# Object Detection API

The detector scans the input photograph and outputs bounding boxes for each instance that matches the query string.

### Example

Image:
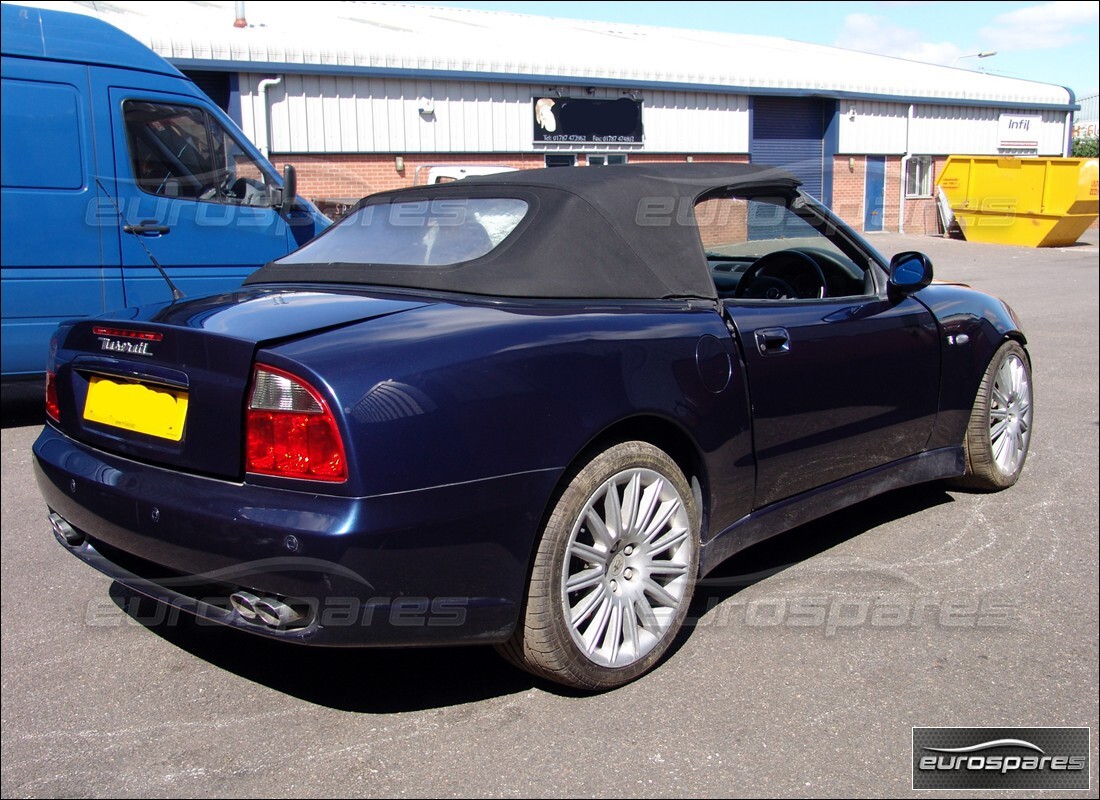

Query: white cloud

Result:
[980,1,1099,51]
[835,13,960,64]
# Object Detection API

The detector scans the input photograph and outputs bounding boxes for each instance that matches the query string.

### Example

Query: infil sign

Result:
[998,114,1042,148]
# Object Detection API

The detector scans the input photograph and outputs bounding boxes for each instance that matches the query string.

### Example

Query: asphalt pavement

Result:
[2,229,1097,798]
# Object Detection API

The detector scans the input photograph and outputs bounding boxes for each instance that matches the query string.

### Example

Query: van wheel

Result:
[498,442,699,690]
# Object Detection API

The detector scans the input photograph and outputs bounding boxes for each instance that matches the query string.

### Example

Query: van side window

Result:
[123,101,274,205]
[1,78,84,190]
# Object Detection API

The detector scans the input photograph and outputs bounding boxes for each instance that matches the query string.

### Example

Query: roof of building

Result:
[2,1,1075,109]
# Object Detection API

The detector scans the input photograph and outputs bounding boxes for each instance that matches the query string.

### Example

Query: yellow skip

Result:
[936,156,1099,247]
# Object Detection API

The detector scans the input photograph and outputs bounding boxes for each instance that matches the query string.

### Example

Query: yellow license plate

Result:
[83,376,189,442]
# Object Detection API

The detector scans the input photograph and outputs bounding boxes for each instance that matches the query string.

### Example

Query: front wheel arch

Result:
[952,339,1033,491]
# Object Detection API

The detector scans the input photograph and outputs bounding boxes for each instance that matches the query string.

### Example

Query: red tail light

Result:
[245,365,347,482]
[45,371,60,423]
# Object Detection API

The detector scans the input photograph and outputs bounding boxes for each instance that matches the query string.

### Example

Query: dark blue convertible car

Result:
[34,164,1032,689]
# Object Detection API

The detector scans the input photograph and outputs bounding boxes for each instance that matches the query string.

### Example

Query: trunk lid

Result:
[50,287,426,479]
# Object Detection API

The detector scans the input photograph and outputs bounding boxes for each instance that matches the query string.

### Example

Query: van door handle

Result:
[123,220,170,236]
[755,327,790,356]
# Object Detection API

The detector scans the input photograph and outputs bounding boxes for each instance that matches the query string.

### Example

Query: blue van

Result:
[1,3,330,379]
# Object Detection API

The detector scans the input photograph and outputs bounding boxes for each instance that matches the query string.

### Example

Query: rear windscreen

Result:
[278,198,529,266]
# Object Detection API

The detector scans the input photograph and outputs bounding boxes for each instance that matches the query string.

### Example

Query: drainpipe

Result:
[898,103,914,233]
[1061,85,1077,156]
[256,75,283,159]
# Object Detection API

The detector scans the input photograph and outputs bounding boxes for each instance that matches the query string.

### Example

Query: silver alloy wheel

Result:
[954,340,1033,492]
[561,467,694,668]
[990,352,1031,474]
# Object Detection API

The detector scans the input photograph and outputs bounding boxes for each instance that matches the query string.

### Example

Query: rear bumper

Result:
[34,425,558,647]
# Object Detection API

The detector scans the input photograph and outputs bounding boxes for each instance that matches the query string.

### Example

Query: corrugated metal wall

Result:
[909,105,1065,154]
[1077,92,1099,123]
[837,101,909,154]
[237,73,1066,157]
[838,101,1066,155]
[238,74,750,153]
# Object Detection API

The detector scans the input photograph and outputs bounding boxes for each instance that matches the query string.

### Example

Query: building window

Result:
[544,154,577,167]
[905,156,933,197]
[587,154,628,166]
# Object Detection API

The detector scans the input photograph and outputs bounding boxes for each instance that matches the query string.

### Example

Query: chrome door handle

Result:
[755,327,790,356]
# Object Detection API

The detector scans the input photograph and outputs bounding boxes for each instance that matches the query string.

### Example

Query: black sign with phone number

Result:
[533,97,643,143]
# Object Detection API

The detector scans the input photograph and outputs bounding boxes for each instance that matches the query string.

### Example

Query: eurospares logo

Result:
[912,727,1090,790]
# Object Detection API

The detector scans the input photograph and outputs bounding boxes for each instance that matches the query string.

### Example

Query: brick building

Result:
[25,1,1081,233]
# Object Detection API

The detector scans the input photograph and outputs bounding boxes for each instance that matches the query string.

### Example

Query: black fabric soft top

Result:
[246,163,802,300]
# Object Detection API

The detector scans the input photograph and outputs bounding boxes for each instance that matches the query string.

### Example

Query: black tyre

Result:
[498,441,700,690]
[955,340,1033,491]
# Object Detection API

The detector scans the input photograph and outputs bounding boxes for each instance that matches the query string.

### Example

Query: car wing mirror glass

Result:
[888,251,933,295]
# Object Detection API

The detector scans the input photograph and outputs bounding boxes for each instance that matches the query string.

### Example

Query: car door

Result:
[697,193,940,508]
[724,293,939,507]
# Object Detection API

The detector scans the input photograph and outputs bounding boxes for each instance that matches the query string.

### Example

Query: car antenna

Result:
[94,177,185,301]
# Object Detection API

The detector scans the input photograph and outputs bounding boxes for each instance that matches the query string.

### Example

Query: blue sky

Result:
[409,1,1099,98]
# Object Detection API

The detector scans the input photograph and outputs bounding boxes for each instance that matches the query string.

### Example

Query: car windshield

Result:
[279,198,529,266]
[696,195,853,260]
[695,193,874,299]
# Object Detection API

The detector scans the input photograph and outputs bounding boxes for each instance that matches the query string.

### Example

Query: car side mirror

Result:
[279,164,298,215]
[888,251,933,296]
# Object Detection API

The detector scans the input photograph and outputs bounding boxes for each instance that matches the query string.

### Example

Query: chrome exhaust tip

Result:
[254,597,304,629]
[232,591,304,629]
[229,591,262,620]
[48,512,84,546]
